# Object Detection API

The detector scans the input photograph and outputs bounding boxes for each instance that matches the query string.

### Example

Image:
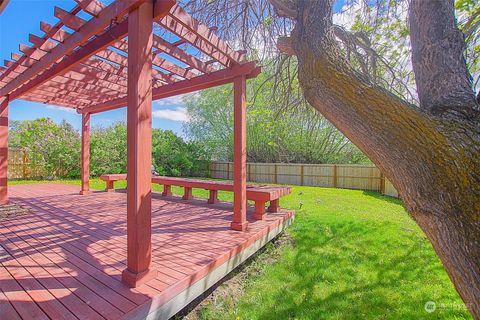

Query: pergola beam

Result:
[23,93,89,108]
[79,61,260,114]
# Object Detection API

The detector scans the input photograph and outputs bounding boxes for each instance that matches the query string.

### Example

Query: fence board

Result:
[210,161,399,197]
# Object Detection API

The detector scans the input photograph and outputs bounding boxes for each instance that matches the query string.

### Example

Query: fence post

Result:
[23,150,28,179]
[380,172,385,194]
[333,164,337,188]
[300,164,304,186]
[248,163,251,182]
[274,163,278,184]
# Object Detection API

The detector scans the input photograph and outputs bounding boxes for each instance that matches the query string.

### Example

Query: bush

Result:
[10,119,209,178]
[10,118,80,178]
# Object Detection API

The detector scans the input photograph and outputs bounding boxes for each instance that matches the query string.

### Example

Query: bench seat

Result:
[99,174,291,220]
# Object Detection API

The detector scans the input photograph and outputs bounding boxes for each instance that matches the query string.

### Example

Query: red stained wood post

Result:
[80,112,91,195]
[208,190,218,204]
[122,0,157,288]
[183,187,193,200]
[0,97,8,204]
[162,184,172,196]
[230,75,248,231]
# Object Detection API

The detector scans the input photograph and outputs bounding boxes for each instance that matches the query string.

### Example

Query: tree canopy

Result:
[185,65,369,164]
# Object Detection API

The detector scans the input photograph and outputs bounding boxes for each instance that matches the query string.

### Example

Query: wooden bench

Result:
[99,174,291,220]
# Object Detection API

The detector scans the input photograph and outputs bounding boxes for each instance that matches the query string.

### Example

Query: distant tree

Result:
[90,122,128,176]
[152,129,209,176]
[90,122,207,177]
[185,69,369,164]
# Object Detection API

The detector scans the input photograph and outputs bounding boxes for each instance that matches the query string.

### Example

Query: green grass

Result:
[10,179,471,319]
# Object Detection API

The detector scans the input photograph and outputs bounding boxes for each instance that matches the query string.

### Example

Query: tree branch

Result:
[269,0,297,19]
[409,0,479,116]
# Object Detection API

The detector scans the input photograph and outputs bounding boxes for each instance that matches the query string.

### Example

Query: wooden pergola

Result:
[0,0,260,288]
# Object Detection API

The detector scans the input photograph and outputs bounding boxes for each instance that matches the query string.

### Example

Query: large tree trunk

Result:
[272,0,480,318]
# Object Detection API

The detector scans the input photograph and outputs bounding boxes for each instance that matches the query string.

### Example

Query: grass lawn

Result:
[9,179,471,319]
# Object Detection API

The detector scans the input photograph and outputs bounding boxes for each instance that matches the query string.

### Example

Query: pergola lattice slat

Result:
[74,0,106,17]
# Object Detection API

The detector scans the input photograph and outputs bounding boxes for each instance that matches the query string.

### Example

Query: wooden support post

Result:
[122,0,156,288]
[231,75,248,231]
[105,181,115,192]
[80,112,91,195]
[268,199,280,213]
[183,187,193,200]
[162,185,172,196]
[0,97,8,204]
[208,190,218,204]
[253,201,266,220]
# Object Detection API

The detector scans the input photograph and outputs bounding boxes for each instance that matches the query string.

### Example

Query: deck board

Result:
[0,183,294,319]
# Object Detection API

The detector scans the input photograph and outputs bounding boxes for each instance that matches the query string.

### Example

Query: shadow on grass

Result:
[243,218,471,320]
[361,190,404,205]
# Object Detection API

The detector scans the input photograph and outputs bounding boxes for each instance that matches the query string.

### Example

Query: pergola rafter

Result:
[0,0,260,289]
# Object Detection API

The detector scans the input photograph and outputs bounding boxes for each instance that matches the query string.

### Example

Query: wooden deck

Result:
[0,184,294,320]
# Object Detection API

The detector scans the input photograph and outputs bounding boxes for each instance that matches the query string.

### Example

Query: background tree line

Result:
[9,118,208,179]
[185,64,370,164]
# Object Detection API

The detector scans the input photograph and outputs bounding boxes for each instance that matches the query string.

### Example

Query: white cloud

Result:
[333,1,363,29]
[45,105,77,114]
[154,95,186,107]
[152,107,189,122]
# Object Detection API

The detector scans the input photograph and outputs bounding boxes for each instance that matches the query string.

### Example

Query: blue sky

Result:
[0,0,345,135]
[0,0,186,135]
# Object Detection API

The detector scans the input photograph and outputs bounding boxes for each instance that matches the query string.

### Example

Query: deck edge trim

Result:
[141,214,295,320]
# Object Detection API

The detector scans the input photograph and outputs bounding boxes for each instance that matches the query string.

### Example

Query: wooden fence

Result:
[8,148,45,179]
[210,161,399,197]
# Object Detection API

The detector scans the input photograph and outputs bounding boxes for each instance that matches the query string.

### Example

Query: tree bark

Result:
[409,0,478,115]
[272,0,480,317]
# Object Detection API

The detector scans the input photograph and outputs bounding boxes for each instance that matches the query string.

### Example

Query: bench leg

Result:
[183,187,193,200]
[162,185,172,196]
[268,199,279,212]
[253,201,266,220]
[105,181,115,192]
[208,190,218,204]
